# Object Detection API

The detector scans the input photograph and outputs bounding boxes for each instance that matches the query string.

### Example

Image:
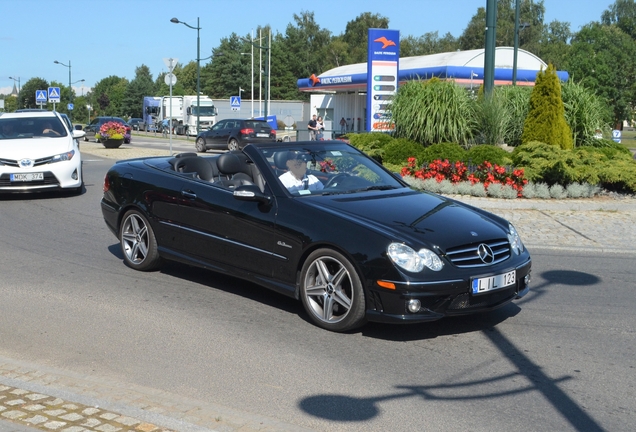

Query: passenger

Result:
[278,151,324,193]
[0,121,18,138]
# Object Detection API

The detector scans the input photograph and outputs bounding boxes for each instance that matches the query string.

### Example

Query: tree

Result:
[601,0,636,39]
[122,65,156,118]
[537,20,572,70]
[459,0,546,54]
[282,12,333,79]
[341,12,389,64]
[521,64,573,149]
[18,78,49,109]
[400,32,459,57]
[91,76,129,117]
[565,22,636,126]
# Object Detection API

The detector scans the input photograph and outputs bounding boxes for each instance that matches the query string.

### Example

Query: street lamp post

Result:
[512,0,530,86]
[171,17,201,135]
[54,60,73,121]
[8,76,20,107]
[241,32,270,119]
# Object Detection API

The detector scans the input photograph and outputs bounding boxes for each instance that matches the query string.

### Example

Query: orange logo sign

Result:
[309,74,320,86]
[374,37,396,49]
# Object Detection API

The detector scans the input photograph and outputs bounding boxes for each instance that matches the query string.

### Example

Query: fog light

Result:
[71,169,78,180]
[524,273,531,285]
[407,299,421,313]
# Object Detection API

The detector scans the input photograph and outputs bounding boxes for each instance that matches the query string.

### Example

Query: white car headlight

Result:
[507,223,524,255]
[51,149,76,163]
[388,243,443,272]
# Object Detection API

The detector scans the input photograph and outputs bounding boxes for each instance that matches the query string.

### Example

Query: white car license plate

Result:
[256,133,269,137]
[471,270,516,295]
[10,172,44,182]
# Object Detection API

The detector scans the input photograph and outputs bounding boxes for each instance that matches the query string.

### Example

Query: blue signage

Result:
[366,29,399,132]
[48,87,61,103]
[612,129,621,143]
[35,90,47,103]
[230,96,241,111]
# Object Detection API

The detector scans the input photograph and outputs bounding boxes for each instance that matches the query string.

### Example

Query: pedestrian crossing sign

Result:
[48,87,61,103]
[230,96,241,111]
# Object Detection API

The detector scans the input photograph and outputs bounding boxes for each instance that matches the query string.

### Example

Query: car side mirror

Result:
[233,184,271,205]
[72,130,86,139]
[74,124,83,130]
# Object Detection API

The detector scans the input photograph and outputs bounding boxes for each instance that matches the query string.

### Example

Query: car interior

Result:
[168,151,266,192]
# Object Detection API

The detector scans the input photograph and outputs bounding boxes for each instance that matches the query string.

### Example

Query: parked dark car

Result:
[127,118,143,131]
[83,117,131,143]
[101,141,531,332]
[195,118,276,152]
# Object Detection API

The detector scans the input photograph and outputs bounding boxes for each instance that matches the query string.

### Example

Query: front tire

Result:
[196,137,207,153]
[119,210,161,271]
[228,138,239,151]
[300,248,366,332]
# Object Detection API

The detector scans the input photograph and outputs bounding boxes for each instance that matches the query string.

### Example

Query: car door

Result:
[152,167,281,278]
[204,120,226,146]
[85,118,100,139]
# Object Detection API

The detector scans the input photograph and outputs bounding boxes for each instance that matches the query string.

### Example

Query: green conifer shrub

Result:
[521,64,574,150]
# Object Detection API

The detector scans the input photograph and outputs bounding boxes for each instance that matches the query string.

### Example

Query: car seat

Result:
[174,157,215,181]
[215,152,254,189]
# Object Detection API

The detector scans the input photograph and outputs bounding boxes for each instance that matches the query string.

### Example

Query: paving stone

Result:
[114,415,140,426]
[61,427,87,432]
[44,409,67,416]
[0,386,10,391]
[134,423,158,432]
[99,413,119,421]
[10,389,29,395]
[95,424,122,432]
[25,393,50,401]
[43,420,68,430]
[45,398,65,406]
[5,398,26,405]
[23,403,47,411]
[81,408,100,416]
[60,412,84,421]
[1,409,26,419]
[24,413,49,424]
[81,418,101,427]
[62,404,80,410]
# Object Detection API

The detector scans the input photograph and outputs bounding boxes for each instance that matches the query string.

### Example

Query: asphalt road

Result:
[0,155,634,431]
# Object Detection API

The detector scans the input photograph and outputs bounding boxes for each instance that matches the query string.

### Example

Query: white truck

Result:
[158,95,217,136]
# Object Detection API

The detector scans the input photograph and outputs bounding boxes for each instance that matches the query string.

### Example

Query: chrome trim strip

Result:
[380,278,465,286]
[159,221,287,260]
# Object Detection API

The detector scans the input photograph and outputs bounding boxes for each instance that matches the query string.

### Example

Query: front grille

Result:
[0,156,55,167]
[445,239,510,268]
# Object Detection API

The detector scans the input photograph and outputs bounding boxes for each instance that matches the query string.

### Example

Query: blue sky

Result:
[1,0,613,95]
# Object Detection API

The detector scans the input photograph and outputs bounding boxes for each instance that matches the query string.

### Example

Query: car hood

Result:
[306,189,509,250]
[0,137,74,159]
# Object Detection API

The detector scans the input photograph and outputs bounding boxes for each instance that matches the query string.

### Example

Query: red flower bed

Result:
[401,157,528,197]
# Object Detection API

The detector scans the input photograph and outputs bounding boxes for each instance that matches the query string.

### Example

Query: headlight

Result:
[51,149,75,163]
[387,243,443,272]
[507,223,524,255]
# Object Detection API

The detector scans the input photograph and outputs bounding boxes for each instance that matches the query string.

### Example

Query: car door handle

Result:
[181,190,197,199]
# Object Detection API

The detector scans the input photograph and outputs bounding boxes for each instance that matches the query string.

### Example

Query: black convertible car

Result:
[101,141,531,332]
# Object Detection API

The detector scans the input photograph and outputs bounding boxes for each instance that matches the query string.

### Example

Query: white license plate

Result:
[471,270,516,295]
[256,133,269,137]
[10,173,44,182]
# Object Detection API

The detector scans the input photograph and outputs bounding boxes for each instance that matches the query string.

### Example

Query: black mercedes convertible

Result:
[101,141,531,332]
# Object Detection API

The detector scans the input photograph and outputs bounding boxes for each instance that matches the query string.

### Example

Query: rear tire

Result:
[119,210,161,271]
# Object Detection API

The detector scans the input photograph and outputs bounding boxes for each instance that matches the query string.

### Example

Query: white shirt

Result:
[279,171,324,194]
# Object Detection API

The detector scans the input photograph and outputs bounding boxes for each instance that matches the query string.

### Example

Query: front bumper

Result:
[0,162,82,192]
[365,257,532,324]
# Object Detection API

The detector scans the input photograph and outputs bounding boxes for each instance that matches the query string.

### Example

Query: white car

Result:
[0,111,86,194]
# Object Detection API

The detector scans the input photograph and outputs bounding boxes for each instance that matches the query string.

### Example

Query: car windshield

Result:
[0,117,68,140]
[262,143,405,196]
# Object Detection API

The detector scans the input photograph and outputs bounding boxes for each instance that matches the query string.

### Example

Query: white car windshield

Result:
[0,117,68,140]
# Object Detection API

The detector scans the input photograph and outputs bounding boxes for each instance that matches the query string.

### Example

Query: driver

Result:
[278,151,324,193]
